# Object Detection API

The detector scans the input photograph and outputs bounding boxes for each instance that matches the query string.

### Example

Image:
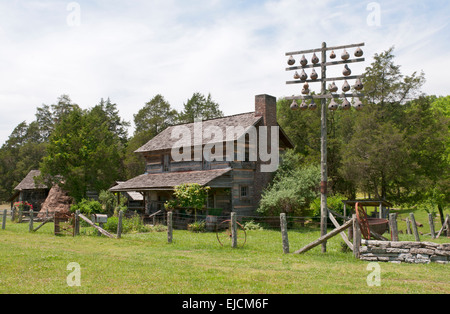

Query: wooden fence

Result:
[2,208,449,261]
[287,211,449,264]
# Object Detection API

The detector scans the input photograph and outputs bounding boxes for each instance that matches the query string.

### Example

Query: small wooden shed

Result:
[8,170,49,212]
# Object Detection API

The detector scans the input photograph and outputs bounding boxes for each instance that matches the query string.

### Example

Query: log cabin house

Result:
[110,94,294,217]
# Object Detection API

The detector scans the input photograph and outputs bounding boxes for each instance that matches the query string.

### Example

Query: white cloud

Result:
[0,0,449,144]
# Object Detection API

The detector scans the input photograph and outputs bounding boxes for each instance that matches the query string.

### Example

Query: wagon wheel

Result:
[216,219,247,247]
[355,202,371,240]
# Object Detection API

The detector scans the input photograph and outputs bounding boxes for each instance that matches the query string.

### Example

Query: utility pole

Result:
[285,42,365,253]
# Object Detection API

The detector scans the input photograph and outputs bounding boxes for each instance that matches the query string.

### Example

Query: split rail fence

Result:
[2,208,449,263]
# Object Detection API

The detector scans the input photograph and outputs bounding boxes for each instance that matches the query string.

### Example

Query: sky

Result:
[1,0,449,145]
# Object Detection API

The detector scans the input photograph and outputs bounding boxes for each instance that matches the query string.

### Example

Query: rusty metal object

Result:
[355,202,371,240]
[216,219,246,247]
[368,218,389,235]
[320,181,327,194]
[54,211,74,236]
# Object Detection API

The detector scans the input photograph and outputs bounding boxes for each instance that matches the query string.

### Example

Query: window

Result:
[162,154,170,172]
[240,185,248,198]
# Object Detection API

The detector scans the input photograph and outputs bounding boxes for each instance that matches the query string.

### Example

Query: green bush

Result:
[243,220,263,231]
[148,224,168,232]
[258,163,320,216]
[70,199,104,216]
[188,220,206,233]
[310,194,346,221]
[98,190,128,215]
[103,214,150,234]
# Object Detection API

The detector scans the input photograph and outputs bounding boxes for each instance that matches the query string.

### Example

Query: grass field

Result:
[0,208,449,294]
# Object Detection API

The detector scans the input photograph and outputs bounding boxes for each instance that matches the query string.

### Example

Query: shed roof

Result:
[342,199,393,207]
[113,182,145,201]
[14,170,48,191]
[109,168,232,192]
[126,191,144,201]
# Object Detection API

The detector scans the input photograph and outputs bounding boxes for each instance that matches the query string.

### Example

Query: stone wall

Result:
[360,240,450,264]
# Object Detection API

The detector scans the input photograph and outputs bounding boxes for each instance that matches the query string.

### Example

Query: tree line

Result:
[0,92,223,202]
[261,47,449,220]
[0,47,448,219]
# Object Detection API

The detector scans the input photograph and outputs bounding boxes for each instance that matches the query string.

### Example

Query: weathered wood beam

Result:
[436,215,449,238]
[78,214,116,239]
[32,218,52,232]
[285,42,365,56]
[286,58,365,71]
[286,75,364,85]
[328,210,353,251]
[284,93,364,101]
[294,218,354,254]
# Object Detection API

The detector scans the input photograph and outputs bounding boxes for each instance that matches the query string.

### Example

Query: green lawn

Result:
[1,214,449,294]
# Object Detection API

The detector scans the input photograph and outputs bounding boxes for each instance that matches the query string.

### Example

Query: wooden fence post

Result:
[389,213,399,241]
[428,213,435,239]
[406,217,411,235]
[447,214,450,238]
[2,209,6,230]
[11,207,15,222]
[231,212,237,248]
[29,210,34,232]
[436,214,449,238]
[74,210,80,236]
[117,210,123,239]
[18,208,23,223]
[280,213,290,254]
[353,214,361,259]
[167,211,173,244]
[410,213,420,242]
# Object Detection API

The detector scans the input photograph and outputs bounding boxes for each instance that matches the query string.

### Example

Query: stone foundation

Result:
[360,240,450,264]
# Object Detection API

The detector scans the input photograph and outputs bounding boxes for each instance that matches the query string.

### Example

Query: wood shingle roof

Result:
[110,168,232,192]
[135,112,262,153]
[14,170,47,191]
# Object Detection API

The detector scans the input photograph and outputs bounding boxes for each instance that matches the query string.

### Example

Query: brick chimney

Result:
[253,94,278,211]
[254,94,277,126]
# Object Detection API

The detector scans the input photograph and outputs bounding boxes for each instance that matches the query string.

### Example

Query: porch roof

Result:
[109,168,232,192]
